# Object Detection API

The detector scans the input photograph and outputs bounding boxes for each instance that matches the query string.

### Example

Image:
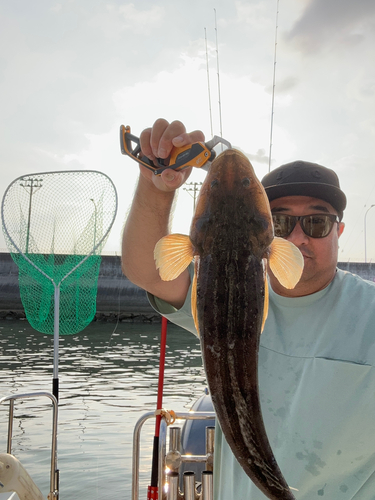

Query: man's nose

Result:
[286,220,309,244]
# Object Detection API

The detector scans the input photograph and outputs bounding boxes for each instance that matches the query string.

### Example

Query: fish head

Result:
[190,149,274,258]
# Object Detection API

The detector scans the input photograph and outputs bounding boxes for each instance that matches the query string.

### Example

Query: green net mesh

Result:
[1,170,117,335]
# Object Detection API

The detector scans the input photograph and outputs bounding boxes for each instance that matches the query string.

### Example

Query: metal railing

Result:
[0,392,59,499]
[132,410,216,500]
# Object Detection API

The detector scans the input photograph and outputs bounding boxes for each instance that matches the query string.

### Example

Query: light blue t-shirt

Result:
[148,268,375,499]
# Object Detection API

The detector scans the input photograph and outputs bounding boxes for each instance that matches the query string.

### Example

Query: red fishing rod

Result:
[148,315,168,500]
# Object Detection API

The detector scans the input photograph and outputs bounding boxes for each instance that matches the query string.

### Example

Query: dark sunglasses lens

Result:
[301,215,334,238]
[272,215,296,237]
[273,214,337,238]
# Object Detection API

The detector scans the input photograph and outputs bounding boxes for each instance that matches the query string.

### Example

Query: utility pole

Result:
[90,198,98,251]
[19,177,43,253]
[183,182,203,211]
[364,204,375,263]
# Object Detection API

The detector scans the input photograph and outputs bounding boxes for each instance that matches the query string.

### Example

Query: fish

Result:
[154,149,303,499]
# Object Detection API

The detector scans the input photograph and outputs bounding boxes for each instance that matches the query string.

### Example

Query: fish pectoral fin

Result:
[261,268,269,333]
[191,260,200,337]
[268,237,304,289]
[154,234,194,281]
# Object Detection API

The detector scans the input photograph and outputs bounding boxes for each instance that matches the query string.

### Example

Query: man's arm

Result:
[121,118,204,309]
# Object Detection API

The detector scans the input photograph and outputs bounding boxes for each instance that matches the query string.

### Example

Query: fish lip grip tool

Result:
[120,124,232,175]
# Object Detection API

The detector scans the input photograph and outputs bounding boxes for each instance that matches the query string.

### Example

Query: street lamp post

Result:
[364,204,375,263]
[20,177,43,253]
[90,198,97,251]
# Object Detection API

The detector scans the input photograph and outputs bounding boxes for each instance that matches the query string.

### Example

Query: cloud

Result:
[0,1,193,160]
[245,148,269,165]
[285,0,375,53]
[234,0,275,28]
[88,3,165,38]
[119,3,164,32]
[265,76,299,95]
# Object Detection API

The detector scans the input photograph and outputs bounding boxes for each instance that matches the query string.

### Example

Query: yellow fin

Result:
[268,237,304,289]
[191,261,200,337]
[154,234,194,281]
[261,265,269,333]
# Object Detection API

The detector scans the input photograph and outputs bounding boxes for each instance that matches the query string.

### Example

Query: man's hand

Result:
[139,118,205,192]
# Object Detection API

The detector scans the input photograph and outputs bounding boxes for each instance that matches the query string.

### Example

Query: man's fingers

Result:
[172,130,205,147]
[139,128,155,161]
[148,118,171,158]
[159,167,192,190]
[140,119,176,160]
[154,120,187,158]
[155,125,205,159]
[140,120,205,162]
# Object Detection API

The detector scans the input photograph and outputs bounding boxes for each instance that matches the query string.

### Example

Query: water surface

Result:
[0,320,207,500]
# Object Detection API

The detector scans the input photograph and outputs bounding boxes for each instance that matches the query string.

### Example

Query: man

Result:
[122,119,375,499]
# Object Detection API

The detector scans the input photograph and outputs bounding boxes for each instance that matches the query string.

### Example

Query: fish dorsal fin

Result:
[191,260,200,337]
[261,263,269,333]
[154,234,194,281]
[268,237,304,289]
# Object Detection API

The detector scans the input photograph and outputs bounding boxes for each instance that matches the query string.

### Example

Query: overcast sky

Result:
[1,0,375,263]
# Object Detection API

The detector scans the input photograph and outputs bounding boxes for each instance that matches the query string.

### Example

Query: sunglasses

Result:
[272,213,340,239]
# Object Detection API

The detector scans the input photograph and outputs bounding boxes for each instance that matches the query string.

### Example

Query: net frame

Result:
[1,170,118,399]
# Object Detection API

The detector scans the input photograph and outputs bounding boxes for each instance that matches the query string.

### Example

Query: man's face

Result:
[268,195,345,297]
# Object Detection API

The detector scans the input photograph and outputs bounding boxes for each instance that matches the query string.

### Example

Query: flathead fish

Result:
[154,149,303,499]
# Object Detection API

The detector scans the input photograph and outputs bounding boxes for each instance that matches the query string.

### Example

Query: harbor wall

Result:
[1,253,375,321]
[0,253,157,322]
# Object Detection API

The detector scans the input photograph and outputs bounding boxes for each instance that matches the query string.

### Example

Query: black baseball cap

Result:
[261,160,347,219]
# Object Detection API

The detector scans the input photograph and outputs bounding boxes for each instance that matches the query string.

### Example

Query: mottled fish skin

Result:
[190,149,296,499]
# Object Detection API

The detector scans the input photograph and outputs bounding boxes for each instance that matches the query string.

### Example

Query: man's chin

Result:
[301,255,313,273]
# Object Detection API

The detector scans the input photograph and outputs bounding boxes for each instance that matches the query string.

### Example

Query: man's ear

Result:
[338,222,345,237]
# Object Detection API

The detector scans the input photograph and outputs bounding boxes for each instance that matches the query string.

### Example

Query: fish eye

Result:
[211,179,219,188]
[242,177,250,187]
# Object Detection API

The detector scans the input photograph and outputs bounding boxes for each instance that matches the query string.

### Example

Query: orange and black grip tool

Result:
[120,125,231,175]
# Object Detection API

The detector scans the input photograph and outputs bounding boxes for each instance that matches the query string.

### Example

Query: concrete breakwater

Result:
[1,253,375,322]
[0,253,158,323]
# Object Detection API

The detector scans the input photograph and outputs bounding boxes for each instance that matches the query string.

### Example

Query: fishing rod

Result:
[214,8,224,150]
[204,10,225,149]
[268,0,280,172]
[148,316,168,499]
[205,27,214,138]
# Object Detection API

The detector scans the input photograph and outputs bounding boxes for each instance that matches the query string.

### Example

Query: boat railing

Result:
[132,410,216,500]
[0,392,59,499]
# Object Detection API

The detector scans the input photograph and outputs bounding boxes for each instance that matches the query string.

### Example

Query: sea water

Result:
[0,320,207,500]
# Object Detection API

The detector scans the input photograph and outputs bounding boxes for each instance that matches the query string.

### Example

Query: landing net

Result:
[1,170,118,335]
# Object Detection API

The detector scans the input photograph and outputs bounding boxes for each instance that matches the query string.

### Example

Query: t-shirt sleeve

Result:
[147,263,198,337]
